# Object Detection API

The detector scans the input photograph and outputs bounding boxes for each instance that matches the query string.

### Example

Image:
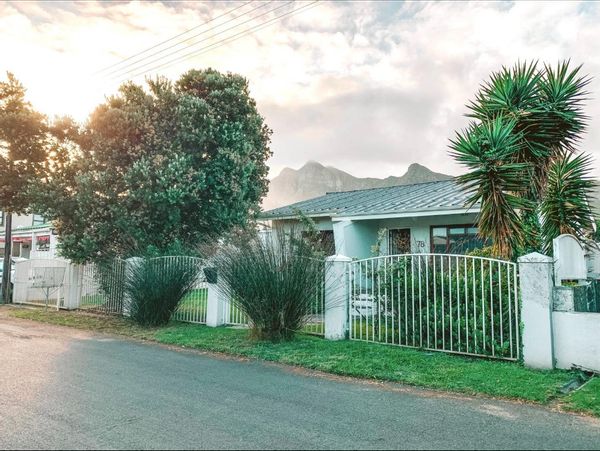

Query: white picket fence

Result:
[12,259,70,309]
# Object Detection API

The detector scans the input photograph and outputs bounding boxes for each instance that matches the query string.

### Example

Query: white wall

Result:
[519,250,600,373]
[333,220,380,258]
[552,312,600,372]
[272,217,334,233]
[0,213,39,231]
[272,212,480,259]
[368,212,479,255]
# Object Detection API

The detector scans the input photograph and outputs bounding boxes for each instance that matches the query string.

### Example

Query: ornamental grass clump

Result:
[215,231,326,342]
[125,257,200,327]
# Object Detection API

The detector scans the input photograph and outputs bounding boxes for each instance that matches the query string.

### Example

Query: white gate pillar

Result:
[64,263,83,310]
[324,255,351,340]
[205,268,225,327]
[518,252,555,369]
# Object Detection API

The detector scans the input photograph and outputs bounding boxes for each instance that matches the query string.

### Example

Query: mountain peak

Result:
[263,161,452,211]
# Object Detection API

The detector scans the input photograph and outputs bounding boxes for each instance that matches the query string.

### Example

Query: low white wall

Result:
[552,311,600,372]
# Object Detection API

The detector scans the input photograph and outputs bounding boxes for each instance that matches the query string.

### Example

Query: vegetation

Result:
[449,61,596,258]
[93,259,126,314]
[9,306,600,416]
[0,73,47,302]
[360,253,517,359]
[563,378,600,417]
[31,69,272,263]
[213,230,325,342]
[125,257,200,327]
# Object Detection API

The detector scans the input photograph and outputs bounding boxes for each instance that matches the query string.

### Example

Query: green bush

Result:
[214,231,325,342]
[125,257,200,327]
[355,253,520,359]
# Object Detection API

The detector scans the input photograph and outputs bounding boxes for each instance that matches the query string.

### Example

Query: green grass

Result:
[7,306,598,416]
[173,289,208,319]
[563,378,600,417]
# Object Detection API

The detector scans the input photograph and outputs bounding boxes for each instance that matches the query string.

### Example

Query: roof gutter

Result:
[333,207,480,222]
[258,212,335,221]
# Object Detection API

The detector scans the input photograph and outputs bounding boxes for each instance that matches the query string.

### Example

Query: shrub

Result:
[125,257,200,327]
[214,231,325,342]
[358,253,519,359]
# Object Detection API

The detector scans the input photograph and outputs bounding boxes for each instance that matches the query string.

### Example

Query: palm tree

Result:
[449,61,596,258]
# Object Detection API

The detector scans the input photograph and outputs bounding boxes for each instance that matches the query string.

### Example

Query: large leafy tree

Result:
[449,61,596,258]
[35,69,272,263]
[0,73,48,302]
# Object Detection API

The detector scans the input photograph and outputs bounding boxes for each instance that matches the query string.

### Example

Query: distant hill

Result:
[262,161,453,210]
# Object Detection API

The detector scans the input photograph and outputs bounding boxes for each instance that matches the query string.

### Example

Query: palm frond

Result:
[540,152,597,253]
[450,116,532,257]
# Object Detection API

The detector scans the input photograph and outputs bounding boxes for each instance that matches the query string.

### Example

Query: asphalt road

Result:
[1,310,599,450]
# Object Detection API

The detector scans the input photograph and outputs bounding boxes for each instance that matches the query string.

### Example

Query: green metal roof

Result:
[3,223,52,233]
[260,179,478,220]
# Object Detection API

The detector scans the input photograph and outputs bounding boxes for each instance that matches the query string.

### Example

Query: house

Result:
[259,179,484,259]
[0,212,59,260]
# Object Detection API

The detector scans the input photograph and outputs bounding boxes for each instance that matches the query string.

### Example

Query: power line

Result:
[94,1,252,76]
[102,1,271,79]
[118,1,320,83]
[109,1,294,81]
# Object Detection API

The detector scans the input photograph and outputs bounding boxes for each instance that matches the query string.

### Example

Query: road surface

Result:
[1,309,599,450]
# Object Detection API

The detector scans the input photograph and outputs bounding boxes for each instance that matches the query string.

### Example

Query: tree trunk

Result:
[2,212,12,304]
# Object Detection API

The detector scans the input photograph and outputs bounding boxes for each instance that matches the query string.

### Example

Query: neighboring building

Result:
[259,179,485,259]
[0,212,59,259]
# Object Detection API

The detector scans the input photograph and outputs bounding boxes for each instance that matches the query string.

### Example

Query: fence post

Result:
[63,263,82,310]
[324,255,351,340]
[518,252,555,369]
[205,267,225,327]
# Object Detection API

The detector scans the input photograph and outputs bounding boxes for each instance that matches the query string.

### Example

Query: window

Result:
[32,214,45,226]
[389,229,411,254]
[0,211,3,227]
[431,225,486,254]
[36,235,50,252]
[301,230,335,255]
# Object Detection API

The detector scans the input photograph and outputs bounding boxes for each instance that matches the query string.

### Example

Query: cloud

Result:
[1,1,600,180]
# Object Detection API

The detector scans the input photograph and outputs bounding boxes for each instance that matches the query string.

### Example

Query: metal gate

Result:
[348,254,520,360]
[80,260,126,314]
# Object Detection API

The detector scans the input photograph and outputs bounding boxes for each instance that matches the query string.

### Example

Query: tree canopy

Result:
[0,72,48,214]
[449,61,596,258]
[35,69,272,263]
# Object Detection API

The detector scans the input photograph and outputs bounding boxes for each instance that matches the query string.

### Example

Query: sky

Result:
[1,0,600,179]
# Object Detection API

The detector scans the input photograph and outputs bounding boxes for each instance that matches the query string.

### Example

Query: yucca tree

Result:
[541,152,596,253]
[450,61,596,258]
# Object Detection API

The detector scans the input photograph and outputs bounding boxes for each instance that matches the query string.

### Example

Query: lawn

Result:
[563,378,600,417]
[6,306,598,416]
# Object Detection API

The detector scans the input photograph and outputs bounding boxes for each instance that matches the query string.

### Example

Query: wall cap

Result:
[518,252,553,264]
[325,254,352,262]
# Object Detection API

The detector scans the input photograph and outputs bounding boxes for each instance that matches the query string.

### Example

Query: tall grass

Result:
[214,231,326,342]
[125,257,200,327]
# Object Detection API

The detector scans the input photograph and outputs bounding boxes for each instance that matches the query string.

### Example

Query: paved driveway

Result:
[1,311,599,450]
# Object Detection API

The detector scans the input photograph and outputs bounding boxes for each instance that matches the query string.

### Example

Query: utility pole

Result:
[1,211,12,303]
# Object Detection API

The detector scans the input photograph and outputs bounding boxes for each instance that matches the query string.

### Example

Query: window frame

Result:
[429,224,483,254]
[32,214,45,226]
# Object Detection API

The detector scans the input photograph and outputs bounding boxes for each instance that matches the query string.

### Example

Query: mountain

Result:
[262,161,453,211]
